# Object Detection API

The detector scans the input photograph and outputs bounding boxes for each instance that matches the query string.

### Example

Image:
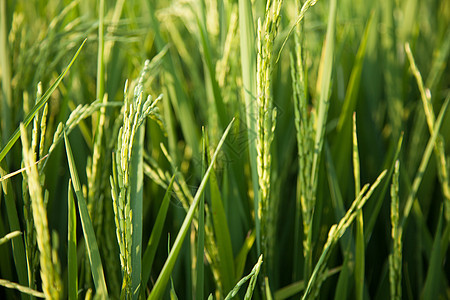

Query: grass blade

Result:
[68,179,78,300]
[234,230,256,280]
[238,0,260,253]
[0,159,28,291]
[196,128,206,300]
[206,129,235,293]
[405,42,450,218]
[365,133,404,243]
[141,173,176,294]
[336,12,375,132]
[64,131,108,297]
[130,104,144,300]
[421,207,444,299]
[352,114,365,300]
[0,0,12,147]
[380,0,403,140]
[96,0,105,102]
[148,118,234,300]
[195,14,228,130]
[401,96,449,227]
[310,0,336,193]
[274,267,341,299]
[332,10,376,182]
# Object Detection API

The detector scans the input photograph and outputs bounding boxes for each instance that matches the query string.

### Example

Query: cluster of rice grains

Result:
[111,61,162,298]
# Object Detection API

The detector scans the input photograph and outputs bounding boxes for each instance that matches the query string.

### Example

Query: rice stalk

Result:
[400,97,449,227]
[302,169,387,300]
[86,0,108,245]
[22,83,48,294]
[0,278,45,298]
[405,43,450,222]
[1,1,448,298]
[290,0,315,279]
[42,100,122,171]
[20,124,62,299]
[0,231,21,246]
[86,94,107,249]
[389,160,402,300]
[380,0,403,140]
[238,0,260,254]
[276,0,318,64]
[223,254,263,300]
[291,0,334,281]
[111,61,162,298]
[256,0,282,269]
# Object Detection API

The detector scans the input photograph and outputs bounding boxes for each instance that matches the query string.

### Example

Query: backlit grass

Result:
[0,0,449,299]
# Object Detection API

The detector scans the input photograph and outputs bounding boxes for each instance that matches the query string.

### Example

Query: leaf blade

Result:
[148,118,234,300]
[64,131,108,297]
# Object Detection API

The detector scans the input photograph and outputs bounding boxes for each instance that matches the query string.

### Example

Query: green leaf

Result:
[206,130,235,293]
[352,114,365,300]
[196,128,206,300]
[130,113,144,299]
[96,0,105,102]
[401,96,449,227]
[303,169,387,299]
[238,0,260,254]
[421,208,443,299]
[310,0,336,194]
[67,179,78,300]
[274,267,341,299]
[336,12,375,132]
[365,133,404,243]
[234,230,256,280]
[64,131,108,297]
[148,118,234,300]
[0,160,28,291]
[195,14,228,130]
[145,0,200,161]
[141,173,176,293]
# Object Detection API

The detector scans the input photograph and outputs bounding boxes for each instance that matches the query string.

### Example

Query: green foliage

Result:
[0,0,449,299]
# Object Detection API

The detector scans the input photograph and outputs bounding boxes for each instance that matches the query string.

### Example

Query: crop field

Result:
[0,0,449,299]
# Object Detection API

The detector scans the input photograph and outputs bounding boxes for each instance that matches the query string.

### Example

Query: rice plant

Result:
[0,0,449,299]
